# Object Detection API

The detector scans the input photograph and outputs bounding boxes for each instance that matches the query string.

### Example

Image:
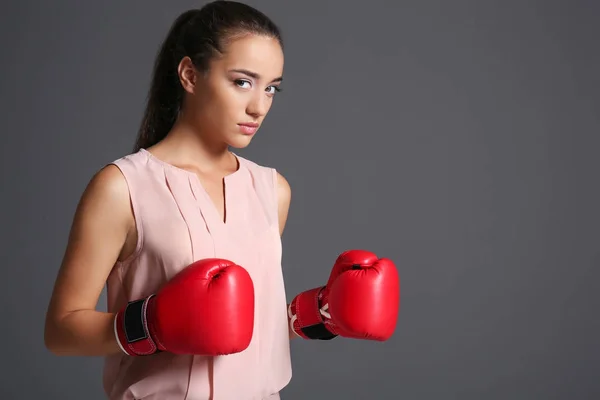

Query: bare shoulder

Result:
[72,163,135,249]
[67,163,134,259]
[84,164,130,204]
[276,170,291,236]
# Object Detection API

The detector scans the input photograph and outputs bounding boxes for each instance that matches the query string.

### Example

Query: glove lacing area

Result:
[287,300,331,332]
[288,287,338,340]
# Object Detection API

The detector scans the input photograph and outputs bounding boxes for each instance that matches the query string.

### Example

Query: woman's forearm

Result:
[45,310,123,356]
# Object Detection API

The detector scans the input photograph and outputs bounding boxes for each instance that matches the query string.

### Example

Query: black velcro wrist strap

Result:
[123,298,149,343]
[301,324,338,340]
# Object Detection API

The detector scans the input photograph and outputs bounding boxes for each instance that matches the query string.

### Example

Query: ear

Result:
[177,56,198,94]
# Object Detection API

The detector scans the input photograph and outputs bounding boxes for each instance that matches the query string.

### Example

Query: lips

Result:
[238,122,259,135]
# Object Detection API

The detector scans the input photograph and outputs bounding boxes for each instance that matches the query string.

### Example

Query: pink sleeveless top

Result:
[102,149,292,400]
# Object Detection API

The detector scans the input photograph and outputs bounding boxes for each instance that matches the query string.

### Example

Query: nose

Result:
[246,91,270,118]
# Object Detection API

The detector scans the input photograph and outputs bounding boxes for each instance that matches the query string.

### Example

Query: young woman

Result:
[44,1,400,399]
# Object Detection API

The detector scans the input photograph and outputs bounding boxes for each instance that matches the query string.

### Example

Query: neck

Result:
[157,118,233,173]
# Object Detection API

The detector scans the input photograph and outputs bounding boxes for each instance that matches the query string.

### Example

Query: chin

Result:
[227,135,255,149]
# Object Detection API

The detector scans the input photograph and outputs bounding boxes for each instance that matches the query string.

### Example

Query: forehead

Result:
[214,34,284,79]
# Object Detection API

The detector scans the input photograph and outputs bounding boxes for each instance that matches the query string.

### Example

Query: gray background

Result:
[2,0,599,399]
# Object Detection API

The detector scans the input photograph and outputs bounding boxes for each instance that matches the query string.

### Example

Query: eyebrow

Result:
[229,69,283,83]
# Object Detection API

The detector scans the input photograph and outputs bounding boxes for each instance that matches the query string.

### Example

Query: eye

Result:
[266,85,282,95]
[235,79,251,89]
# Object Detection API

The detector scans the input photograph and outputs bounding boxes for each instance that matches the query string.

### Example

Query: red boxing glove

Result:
[288,250,400,341]
[114,258,255,356]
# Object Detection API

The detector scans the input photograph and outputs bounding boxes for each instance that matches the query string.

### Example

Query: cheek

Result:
[221,94,250,127]
[194,92,222,123]
[208,87,245,118]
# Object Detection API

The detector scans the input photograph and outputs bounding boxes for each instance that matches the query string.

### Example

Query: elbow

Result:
[44,331,59,355]
[45,331,75,356]
[44,316,70,356]
[44,322,62,355]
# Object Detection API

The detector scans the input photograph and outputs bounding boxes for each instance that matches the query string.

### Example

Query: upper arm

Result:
[276,171,291,236]
[46,164,134,322]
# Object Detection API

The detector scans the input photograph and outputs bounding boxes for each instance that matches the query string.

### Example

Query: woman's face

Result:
[183,33,284,149]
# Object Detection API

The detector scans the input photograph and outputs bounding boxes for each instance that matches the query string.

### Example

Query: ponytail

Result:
[133,11,198,151]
